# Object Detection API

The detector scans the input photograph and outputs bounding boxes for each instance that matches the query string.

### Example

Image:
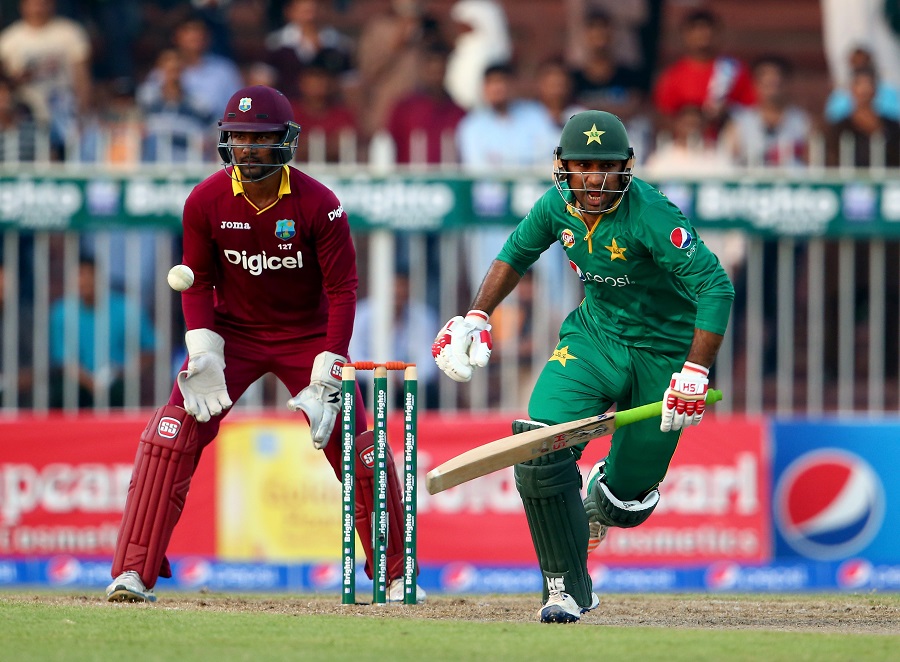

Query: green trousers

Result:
[528,310,686,501]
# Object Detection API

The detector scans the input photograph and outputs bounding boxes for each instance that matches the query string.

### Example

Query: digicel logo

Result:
[0,463,133,525]
[223,249,303,276]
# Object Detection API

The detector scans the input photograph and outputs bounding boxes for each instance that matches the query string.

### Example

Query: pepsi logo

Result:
[441,562,476,592]
[837,558,873,589]
[568,260,586,282]
[669,228,692,249]
[176,557,212,587]
[309,562,341,589]
[47,556,81,585]
[774,449,884,561]
[158,417,181,439]
[704,561,739,591]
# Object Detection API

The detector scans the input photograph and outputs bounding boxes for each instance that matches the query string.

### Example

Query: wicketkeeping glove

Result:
[287,351,346,449]
[660,361,709,432]
[177,329,233,423]
[431,310,493,382]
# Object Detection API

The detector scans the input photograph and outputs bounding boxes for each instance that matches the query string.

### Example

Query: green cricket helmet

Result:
[553,110,635,214]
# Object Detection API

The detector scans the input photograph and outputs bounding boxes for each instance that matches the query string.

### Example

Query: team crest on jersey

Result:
[670,228,693,249]
[560,229,576,248]
[275,219,296,240]
[238,97,252,112]
[605,238,627,261]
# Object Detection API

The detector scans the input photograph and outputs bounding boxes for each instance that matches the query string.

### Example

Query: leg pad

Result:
[111,406,199,589]
[584,468,660,528]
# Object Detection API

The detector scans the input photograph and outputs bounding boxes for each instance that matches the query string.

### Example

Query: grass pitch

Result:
[2,591,899,662]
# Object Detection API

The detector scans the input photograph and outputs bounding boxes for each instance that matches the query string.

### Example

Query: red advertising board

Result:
[416,414,770,567]
[1,410,768,569]
[0,414,215,559]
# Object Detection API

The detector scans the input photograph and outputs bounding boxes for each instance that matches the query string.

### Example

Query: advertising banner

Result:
[0,414,216,559]
[771,420,900,564]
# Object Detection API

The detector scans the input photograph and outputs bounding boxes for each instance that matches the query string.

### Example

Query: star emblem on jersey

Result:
[583,124,606,145]
[238,97,252,112]
[275,219,296,240]
[605,238,627,261]
[549,346,577,367]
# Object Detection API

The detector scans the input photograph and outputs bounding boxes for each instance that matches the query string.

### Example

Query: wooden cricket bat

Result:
[425,389,723,495]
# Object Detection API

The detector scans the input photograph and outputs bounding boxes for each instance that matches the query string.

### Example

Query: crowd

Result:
[2,0,900,411]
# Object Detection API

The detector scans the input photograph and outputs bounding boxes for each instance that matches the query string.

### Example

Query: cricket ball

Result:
[167,264,195,291]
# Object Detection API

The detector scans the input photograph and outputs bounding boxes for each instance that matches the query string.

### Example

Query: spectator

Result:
[719,55,811,168]
[349,270,440,409]
[48,257,156,408]
[824,65,900,168]
[570,10,643,121]
[652,8,756,139]
[444,0,512,110]
[533,57,586,131]
[0,74,37,162]
[385,43,466,165]
[136,48,216,163]
[290,50,358,163]
[265,0,354,100]
[456,62,559,301]
[355,0,444,139]
[0,260,34,407]
[0,0,92,159]
[824,46,900,123]
[140,12,243,122]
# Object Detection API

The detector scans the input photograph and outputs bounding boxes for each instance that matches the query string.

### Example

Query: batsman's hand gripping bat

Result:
[425,389,723,495]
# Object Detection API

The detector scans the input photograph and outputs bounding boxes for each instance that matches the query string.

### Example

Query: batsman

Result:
[432,110,733,623]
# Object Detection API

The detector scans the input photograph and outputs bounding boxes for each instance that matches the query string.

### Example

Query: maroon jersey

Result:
[180,166,357,355]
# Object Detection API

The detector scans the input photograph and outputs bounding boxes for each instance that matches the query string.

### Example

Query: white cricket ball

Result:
[167,264,195,291]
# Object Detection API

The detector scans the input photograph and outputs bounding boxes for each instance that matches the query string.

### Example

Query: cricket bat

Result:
[425,389,723,495]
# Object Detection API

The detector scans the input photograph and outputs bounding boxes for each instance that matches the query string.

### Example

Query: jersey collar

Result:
[231,165,292,205]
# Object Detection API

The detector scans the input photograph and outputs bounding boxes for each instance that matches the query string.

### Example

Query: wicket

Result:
[340,361,418,605]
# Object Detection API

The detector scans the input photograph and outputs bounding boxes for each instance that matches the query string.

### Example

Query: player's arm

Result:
[433,197,555,382]
[176,186,232,422]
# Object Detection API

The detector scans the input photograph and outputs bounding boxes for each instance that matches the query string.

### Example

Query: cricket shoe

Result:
[106,570,157,603]
[538,590,600,624]
[585,460,609,554]
[386,577,426,604]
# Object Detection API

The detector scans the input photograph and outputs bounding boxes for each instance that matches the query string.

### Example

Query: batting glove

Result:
[660,361,709,432]
[287,351,346,449]
[177,329,233,423]
[432,310,493,382]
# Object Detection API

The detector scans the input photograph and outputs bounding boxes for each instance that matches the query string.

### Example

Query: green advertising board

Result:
[1,170,898,237]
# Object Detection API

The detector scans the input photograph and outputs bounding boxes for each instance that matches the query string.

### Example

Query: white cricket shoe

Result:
[538,590,600,624]
[106,570,157,603]
[386,577,426,604]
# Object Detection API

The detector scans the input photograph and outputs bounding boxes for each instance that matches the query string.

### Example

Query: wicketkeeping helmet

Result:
[217,85,302,181]
[553,110,635,214]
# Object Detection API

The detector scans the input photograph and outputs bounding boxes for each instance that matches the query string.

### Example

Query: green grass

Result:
[2,592,898,662]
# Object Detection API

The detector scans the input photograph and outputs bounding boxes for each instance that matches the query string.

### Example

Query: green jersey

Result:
[496,177,734,354]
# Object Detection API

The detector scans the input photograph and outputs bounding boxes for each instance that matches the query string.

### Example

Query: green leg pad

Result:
[514,447,592,608]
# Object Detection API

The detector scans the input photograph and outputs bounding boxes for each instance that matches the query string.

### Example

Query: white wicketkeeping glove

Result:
[660,361,709,432]
[177,329,233,423]
[431,310,493,382]
[287,350,346,449]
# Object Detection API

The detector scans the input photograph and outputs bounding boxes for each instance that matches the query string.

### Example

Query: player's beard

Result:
[236,159,280,182]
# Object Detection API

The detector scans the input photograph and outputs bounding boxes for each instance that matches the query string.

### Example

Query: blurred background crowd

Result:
[0,0,896,169]
[2,0,900,414]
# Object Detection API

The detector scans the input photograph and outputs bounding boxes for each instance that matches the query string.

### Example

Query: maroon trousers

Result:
[111,328,408,589]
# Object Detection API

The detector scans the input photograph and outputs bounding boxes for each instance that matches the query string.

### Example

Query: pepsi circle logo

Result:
[176,557,212,587]
[309,563,341,589]
[704,562,739,591]
[441,563,476,592]
[47,556,81,585]
[836,558,872,589]
[774,449,884,561]
[669,228,693,249]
